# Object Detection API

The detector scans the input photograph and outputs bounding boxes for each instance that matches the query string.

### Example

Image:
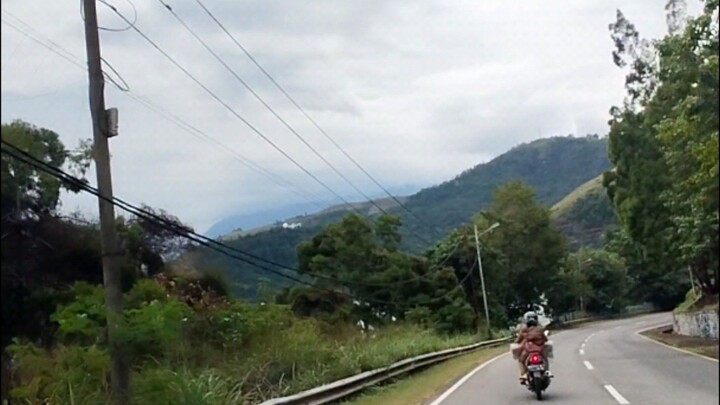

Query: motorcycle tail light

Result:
[530,353,542,364]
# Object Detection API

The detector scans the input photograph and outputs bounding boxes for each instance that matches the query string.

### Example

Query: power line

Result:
[1,10,457,286]
[1,139,475,308]
[0,12,331,211]
[155,0,433,245]
[193,0,445,239]
[1,14,437,281]
[3,13,457,287]
[99,3,374,223]
[0,139,445,289]
[0,140,393,305]
[1,10,129,92]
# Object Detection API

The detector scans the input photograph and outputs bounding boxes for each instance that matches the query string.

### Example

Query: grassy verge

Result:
[342,345,507,405]
[641,326,719,360]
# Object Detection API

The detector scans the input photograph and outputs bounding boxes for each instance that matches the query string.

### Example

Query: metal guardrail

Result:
[259,336,512,405]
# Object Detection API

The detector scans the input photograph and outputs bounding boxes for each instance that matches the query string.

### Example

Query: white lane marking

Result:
[579,349,585,355]
[583,360,594,370]
[581,343,586,349]
[604,384,631,404]
[635,324,719,363]
[428,352,508,405]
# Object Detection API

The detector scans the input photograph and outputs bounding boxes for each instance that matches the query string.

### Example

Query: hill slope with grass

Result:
[550,175,618,249]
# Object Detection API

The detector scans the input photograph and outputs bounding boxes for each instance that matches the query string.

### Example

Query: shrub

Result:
[8,342,109,404]
[51,282,106,345]
[125,278,168,309]
[133,368,244,405]
[119,298,193,359]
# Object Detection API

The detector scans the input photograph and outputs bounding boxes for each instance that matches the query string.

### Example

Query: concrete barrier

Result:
[672,310,719,341]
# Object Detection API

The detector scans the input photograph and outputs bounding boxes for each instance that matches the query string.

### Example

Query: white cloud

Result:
[1,0,702,231]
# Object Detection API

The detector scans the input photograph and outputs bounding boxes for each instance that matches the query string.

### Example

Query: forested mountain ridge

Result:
[191,135,613,298]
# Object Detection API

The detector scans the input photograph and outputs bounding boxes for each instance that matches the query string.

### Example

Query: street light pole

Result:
[576,256,592,313]
[473,222,499,336]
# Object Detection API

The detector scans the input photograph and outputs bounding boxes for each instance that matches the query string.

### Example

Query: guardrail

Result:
[259,336,513,405]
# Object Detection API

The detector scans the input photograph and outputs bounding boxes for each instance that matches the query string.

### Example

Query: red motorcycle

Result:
[524,348,552,400]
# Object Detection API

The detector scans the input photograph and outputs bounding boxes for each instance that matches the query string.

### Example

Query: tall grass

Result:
[7,281,484,404]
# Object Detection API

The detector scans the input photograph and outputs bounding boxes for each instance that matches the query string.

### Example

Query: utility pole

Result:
[462,230,482,334]
[576,255,591,313]
[82,0,128,402]
[473,223,499,337]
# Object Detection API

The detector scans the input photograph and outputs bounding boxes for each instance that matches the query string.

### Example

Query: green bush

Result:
[125,278,169,309]
[51,282,107,345]
[8,342,109,404]
[119,298,193,359]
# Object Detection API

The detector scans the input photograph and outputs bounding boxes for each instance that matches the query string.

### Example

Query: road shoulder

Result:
[341,346,506,405]
[637,324,719,362]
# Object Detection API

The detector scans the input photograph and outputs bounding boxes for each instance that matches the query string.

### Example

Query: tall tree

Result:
[1,120,90,218]
[476,182,568,319]
[604,0,718,302]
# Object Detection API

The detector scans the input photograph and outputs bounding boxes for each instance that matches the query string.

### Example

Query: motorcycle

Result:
[524,349,552,400]
[512,330,553,400]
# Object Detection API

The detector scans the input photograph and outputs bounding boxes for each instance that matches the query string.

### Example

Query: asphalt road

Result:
[430,313,719,404]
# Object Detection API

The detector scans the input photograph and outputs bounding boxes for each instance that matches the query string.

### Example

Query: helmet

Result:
[523,311,539,326]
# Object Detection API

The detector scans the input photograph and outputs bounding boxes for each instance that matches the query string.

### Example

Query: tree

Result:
[652,1,719,295]
[1,120,90,218]
[1,121,93,348]
[575,249,629,314]
[296,213,476,332]
[605,228,689,311]
[604,0,719,302]
[475,182,568,319]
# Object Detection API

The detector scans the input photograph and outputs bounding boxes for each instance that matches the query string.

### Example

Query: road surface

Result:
[430,313,719,404]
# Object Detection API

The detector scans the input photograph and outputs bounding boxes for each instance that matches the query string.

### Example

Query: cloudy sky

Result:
[0,0,701,232]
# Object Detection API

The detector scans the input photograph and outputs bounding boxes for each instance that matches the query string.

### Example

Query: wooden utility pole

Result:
[82,0,128,402]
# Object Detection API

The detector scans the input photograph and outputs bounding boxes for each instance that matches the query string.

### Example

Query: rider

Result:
[515,311,549,381]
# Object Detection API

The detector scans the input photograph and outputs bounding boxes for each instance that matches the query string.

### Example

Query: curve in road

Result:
[429,313,719,404]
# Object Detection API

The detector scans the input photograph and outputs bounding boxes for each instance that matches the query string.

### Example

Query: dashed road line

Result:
[604,384,631,404]
[583,360,594,370]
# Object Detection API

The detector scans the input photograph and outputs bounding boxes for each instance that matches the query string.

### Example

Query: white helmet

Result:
[523,311,539,324]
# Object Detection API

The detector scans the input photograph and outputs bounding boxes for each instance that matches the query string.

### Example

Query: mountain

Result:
[397,134,611,250]
[204,202,324,239]
[204,184,424,239]
[187,135,613,299]
[550,175,618,249]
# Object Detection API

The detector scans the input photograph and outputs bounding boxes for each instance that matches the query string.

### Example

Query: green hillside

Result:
[398,135,611,250]
[550,175,618,249]
[188,135,613,298]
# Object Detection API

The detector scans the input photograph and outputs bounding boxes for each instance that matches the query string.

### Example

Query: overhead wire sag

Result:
[193,0,447,240]
[2,139,478,306]
[155,0,432,246]
[1,6,472,291]
[0,10,330,210]
[98,2,376,224]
